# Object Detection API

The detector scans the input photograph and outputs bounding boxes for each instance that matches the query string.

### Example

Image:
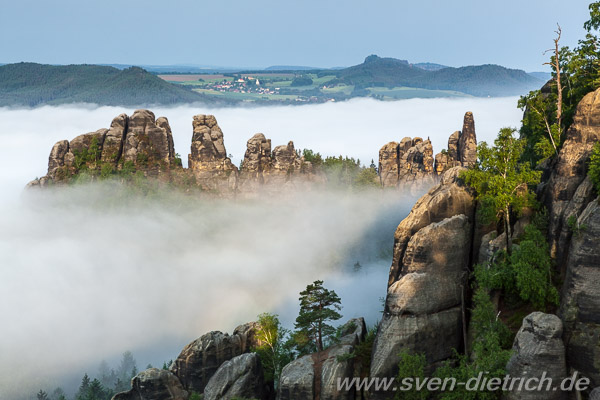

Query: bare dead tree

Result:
[544,24,563,139]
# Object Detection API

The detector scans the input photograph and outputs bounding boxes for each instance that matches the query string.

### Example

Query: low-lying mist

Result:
[0,97,523,397]
[0,183,415,398]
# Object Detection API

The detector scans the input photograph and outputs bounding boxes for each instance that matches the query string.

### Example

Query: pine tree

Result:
[294,280,342,353]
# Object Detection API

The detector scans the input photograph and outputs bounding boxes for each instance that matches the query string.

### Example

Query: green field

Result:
[159,71,472,103]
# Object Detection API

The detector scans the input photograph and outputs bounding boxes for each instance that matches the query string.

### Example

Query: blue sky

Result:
[0,0,593,71]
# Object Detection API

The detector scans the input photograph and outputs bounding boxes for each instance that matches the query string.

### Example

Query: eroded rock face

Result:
[505,312,567,400]
[30,110,178,186]
[542,88,600,268]
[433,112,477,175]
[170,322,259,394]
[388,167,475,285]
[458,111,477,167]
[378,137,435,192]
[188,114,238,192]
[203,353,265,400]
[278,318,367,400]
[112,368,188,400]
[371,215,471,390]
[279,355,315,400]
[101,114,128,164]
[123,110,176,168]
[560,199,600,387]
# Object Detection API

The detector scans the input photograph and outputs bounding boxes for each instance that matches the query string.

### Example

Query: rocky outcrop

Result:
[504,312,567,400]
[378,137,434,190]
[379,112,477,190]
[112,368,188,400]
[203,353,265,400]
[560,199,600,387]
[236,133,321,195]
[278,318,366,400]
[387,167,475,285]
[170,322,260,394]
[29,110,178,186]
[433,112,478,175]
[541,88,600,269]
[371,215,472,393]
[458,111,477,167]
[367,167,476,399]
[188,114,238,192]
[123,110,176,168]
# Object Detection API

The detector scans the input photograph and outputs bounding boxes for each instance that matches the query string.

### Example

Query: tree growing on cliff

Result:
[461,128,541,254]
[294,280,342,353]
[253,313,293,388]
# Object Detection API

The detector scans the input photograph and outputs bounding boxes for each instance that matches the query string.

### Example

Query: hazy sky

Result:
[0,0,593,71]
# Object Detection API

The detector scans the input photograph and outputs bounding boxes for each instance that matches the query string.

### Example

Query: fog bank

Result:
[0,97,523,397]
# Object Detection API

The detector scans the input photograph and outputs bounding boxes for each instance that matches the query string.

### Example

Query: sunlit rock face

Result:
[169,322,260,394]
[379,111,477,194]
[187,114,238,193]
[30,109,179,187]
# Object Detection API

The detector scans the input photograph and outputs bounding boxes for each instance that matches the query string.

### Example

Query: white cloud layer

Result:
[0,98,523,398]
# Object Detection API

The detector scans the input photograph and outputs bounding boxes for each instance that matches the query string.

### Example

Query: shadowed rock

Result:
[203,353,265,400]
[505,312,567,400]
[112,368,188,400]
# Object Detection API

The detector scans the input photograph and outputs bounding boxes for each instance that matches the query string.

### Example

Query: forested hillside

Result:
[0,63,226,106]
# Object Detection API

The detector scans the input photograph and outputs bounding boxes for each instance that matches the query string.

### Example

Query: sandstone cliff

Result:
[379,111,478,192]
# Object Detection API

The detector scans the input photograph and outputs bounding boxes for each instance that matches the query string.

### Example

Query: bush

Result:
[588,142,600,194]
[395,350,427,400]
[475,224,559,310]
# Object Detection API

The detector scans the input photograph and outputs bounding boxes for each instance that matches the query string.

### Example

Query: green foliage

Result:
[511,225,560,308]
[352,167,380,189]
[567,214,588,238]
[174,153,183,167]
[189,392,203,400]
[461,128,541,246]
[395,350,427,400]
[252,313,293,388]
[589,142,600,193]
[294,280,342,353]
[290,76,314,86]
[433,288,512,400]
[475,225,558,310]
[520,2,600,166]
[301,148,380,189]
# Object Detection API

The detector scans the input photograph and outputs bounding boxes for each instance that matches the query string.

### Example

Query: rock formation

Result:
[112,368,188,400]
[29,110,179,186]
[559,199,600,386]
[433,112,478,176]
[541,88,600,270]
[378,137,434,190]
[279,318,366,400]
[188,114,238,192]
[368,167,475,399]
[505,312,567,400]
[379,112,477,190]
[237,133,317,194]
[203,353,265,400]
[169,322,260,394]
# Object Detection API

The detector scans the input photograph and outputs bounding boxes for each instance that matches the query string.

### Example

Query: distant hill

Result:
[265,65,321,71]
[528,71,552,82]
[0,63,227,107]
[413,62,448,71]
[325,55,543,96]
